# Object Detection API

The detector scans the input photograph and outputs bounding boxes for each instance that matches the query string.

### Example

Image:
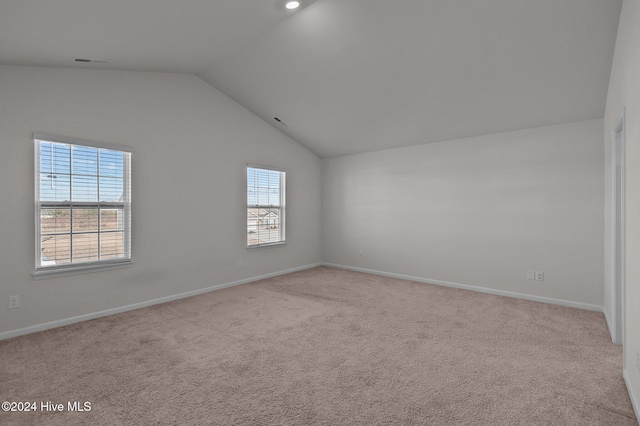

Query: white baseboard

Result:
[323,263,603,312]
[0,263,322,341]
[624,369,640,425]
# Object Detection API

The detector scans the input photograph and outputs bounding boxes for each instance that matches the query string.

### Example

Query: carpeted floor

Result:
[0,266,636,425]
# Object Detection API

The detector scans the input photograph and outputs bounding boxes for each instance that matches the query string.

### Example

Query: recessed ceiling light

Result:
[285,1,300,10]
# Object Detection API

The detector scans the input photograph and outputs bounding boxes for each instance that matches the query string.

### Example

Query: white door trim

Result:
[611,107,626,350]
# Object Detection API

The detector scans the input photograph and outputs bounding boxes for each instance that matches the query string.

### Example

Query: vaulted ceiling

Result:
[0,0,622,157]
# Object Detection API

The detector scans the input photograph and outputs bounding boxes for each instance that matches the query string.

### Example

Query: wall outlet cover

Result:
[9,295,20,309]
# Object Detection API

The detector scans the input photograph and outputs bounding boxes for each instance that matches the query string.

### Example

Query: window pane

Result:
[100,209,123,231]
[40,208,70,234]
[99,150,124,177]
[257,188,269,205]
[247,234,259,247]
[265,207,280,243]
[247,167,285,247]
[39,142,71,175]
[269,170,280,188]
[248,188,258,206]
[72,209,98,232]
[100,232,124,259]
[248,207,280,245]
[269,187,280,206]
[247,168,257,187]
[72,145,98,175]
[40,173,71,202]
[72,175,98,202]
[247,208,258,236]
[247,208,259,246]
[39,142,53,174]
[41,234,71,265]
[36,138,132,270]
[52,143,71,174]
[257,169,269,187]
[72,234,99,263]
[99,177,124,202]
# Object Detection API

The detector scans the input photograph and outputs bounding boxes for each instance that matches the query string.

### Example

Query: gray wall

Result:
[0,65,322,335]
[322,120,604,308]
[604,0,640,413]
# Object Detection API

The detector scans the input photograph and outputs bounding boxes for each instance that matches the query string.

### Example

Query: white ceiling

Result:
[0,0,300,73]
[0,0,623,158]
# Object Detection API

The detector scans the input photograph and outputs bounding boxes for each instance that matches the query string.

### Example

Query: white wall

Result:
[0,65,322,336]
[322,120,604,308]
[604,0,640,417]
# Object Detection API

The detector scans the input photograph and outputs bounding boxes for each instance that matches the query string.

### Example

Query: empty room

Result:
[0,0,639,424]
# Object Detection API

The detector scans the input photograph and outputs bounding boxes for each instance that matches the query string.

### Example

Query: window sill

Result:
[33,260,132,280]
[247,242,286,250]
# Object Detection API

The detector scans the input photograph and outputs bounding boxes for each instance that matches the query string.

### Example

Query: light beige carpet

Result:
[0,266,636,425]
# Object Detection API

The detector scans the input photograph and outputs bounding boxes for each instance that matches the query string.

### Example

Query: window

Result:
[34,134,132,275]
[247,166,286,248]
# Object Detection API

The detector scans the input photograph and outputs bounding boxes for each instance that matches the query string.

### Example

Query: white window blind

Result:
[34,134,132,274]
[247,166,286,248]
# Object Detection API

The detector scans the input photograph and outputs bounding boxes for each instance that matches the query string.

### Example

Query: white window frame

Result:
[247,164,286,249]
[33,133,133,278]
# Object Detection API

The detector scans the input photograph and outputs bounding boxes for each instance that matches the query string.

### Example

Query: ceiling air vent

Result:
[273,117,288,126]
[74,58,110,64]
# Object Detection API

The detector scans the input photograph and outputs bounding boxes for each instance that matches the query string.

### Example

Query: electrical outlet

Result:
[535,271,544,281]
[9,295,20,309]
[527,270,535,280]
[237,259,243,267]
[359,251,363,257]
